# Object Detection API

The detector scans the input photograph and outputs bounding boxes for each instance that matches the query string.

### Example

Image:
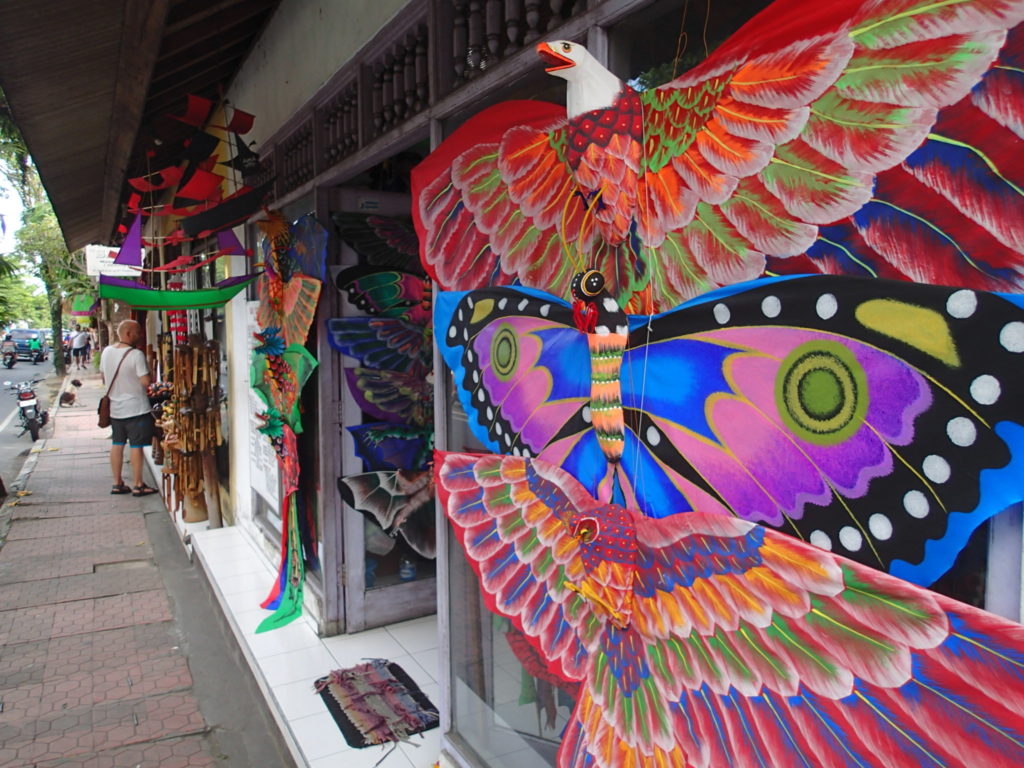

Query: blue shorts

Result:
[111,413,154,447]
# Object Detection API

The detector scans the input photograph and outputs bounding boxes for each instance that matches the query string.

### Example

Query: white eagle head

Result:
[536,40,623,119]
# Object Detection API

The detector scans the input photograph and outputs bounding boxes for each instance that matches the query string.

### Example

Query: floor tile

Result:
[230,608,270,637]
[215,571,272,596]
[272,678,327,722]
[385,616,438,655]
[247,618,323,659]
[410,647,439,683]
[308,743,415,767]
[288,710,351,761]
[321,627,406,668]
[223,585,274,615]
[399,723,441,768]
[259,644,338,687]
[387,654,433,692]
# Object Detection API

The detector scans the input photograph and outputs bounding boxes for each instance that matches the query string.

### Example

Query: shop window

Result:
[439,4,1024,767]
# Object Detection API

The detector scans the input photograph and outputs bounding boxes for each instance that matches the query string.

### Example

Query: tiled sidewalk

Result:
[0,375,243,767]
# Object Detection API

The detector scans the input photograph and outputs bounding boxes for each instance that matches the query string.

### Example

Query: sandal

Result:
[111,483,131,495]
[132,484,159,497]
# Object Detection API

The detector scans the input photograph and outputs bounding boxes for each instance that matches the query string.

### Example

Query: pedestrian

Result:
[70,325,90,370]
[83,326,94,364]
[100,319,158,496]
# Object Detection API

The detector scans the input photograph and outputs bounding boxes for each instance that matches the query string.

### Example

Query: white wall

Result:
[227,0,409,145]
[225,248,253,529]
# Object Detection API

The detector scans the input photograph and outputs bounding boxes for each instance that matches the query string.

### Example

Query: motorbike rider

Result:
[1,334,17,367]
[28,335,42,364]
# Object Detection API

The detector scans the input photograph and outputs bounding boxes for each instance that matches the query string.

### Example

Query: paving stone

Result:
[0,375,266,768]
[0,567,162,611]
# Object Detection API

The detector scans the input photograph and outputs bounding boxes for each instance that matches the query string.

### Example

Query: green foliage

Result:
[10,204,91,374]
[0,273,47,328]
[0,87,90,375]
[0,88,40,209]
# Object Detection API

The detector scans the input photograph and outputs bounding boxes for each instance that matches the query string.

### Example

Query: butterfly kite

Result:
[437,270,1024,587]
[413,0,1024,312]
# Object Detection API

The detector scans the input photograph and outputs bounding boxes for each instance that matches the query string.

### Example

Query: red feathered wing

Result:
[437,450,1024,768]
[414,0,1024,310]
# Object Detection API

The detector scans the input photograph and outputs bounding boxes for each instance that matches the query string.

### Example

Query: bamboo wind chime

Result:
[157,339,223,521]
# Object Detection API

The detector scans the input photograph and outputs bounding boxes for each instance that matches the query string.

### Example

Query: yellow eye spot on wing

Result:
[855,298,960,368]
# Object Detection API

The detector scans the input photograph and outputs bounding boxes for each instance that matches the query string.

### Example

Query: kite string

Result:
[672,0,692,81]
[629,91,656,502]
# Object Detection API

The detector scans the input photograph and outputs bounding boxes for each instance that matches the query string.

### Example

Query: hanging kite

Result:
[436,271,1024,587]
[258,426,305,633]
[344,367,433,427]
[325,317,432,374]
[437,450,1024,768]
[333,212,424,274]
[413,0,1024,312]
[338,470,436,559]
[256,273,321,347]
[250,341,317,433]
[251,211,326,632]
[98,274,256,310]
[335,265,432,325]
[290,213,329,283]
[348,423,433,472]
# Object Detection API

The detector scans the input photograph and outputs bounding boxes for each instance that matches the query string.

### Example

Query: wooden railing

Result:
[449,0,588,83]
[265,0,597,198]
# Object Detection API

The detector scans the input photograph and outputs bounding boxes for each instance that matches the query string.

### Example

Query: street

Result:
[0,357,66,489]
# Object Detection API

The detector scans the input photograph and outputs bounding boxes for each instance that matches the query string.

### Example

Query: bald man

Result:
[100,320,157,496]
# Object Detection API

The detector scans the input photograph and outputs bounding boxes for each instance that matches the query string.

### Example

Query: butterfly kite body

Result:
[414,0,1024,311]
[438,451,1024,768]
[436,273,1024,586]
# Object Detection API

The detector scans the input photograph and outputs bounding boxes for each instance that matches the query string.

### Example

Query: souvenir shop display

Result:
[330,220,438,585]
[250,211,325,633]
[413,0,1024,765]
[155,339,224,523]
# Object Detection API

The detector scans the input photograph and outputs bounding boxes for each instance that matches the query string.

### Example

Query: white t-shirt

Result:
[71,330,90,349]
[100,346,150,419]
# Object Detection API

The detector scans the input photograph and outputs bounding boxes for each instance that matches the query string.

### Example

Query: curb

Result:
[0,373,68,546]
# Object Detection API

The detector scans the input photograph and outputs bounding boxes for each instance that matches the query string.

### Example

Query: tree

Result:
[2,87,91,374]
[13,204,90,374]
[0,273,48,328]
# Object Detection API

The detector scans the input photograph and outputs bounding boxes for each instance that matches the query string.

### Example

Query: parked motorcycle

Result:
[5,379,48,441]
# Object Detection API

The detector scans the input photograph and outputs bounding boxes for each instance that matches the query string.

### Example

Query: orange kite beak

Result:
[536,42,574,72]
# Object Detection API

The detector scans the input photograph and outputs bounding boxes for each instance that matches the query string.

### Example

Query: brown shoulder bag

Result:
[97,348,134,428]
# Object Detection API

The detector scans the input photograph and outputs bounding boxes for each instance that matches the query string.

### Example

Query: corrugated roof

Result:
[0,0,279,251]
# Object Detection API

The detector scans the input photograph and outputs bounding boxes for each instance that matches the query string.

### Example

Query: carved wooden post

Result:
[415,26,429,109]
[381,58,395,129]
[372,65,384,135]
[404,34,417,114]
[467,0,484,70]
[505,0,522,51]
[547,0,563,30]
[343,87,356,154]
[486,0,503,59]
[453,0,468,81]
[523,1,541,43]
[392,48,406,120]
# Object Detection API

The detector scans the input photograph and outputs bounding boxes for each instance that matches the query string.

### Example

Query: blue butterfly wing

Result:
[347,423,432,471]
[620,274,1024,585]
[436,287,611,499]
[325,317,430,373]
[290,213,328,282]
[437,275,1024,585]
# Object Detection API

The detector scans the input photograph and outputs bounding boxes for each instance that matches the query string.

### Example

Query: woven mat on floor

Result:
[314,658,439,748]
